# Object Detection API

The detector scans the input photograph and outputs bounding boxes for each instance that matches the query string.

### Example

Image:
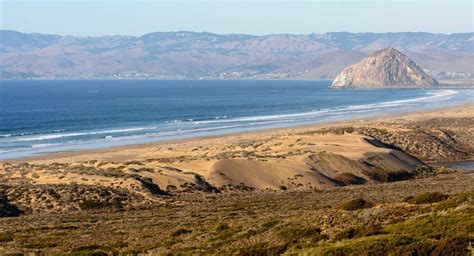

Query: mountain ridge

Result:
[1,30,473,79]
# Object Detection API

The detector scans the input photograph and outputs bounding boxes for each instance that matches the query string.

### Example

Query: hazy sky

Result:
[1,0,472,36]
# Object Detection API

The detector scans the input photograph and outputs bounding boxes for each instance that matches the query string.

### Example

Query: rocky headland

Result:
[332,48,439,88]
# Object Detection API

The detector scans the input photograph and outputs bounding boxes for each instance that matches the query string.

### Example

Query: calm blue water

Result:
[1,80,473,160]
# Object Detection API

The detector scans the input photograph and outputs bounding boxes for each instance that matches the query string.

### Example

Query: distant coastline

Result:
[1,78,473,88]
[1,30,473,81]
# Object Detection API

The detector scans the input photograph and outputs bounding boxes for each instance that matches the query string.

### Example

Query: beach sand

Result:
[2,104,472,201]
[8,103,473,164]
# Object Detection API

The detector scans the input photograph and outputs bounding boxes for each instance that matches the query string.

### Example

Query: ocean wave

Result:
[102,89,458,129]
[97,121,280,143]
[344,89,458,110]
[12,127,158,142]
[0,149,22,154]
[0,129,65,138]
[191,89,458,125]
[0,123,262,155]
[0,143,61,154]
[166,115,230,123]
[31,143,62,148]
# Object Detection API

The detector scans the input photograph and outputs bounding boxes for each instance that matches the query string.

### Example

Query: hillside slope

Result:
[1,30,473,79]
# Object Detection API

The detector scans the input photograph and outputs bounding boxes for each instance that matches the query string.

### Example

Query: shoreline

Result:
[1,100,472,224]
[4,102,473,164]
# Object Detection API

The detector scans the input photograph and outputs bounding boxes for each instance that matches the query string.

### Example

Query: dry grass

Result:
[0,172,472,255]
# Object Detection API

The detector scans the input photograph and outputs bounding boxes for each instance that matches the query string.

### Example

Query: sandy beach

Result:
[7,103,473,164]
[2,104,472,204]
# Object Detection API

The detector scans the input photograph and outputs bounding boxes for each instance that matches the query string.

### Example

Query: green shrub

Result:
[321,235,415,256]
[261,219,280,230]
[393,241,437,256]
[213,223,230,231]
[334,228,357,240]
[236,242,288,256]
[277,226,322,242]
[78,200,113,210]
[171,228,192,237]
[434,192,472,211]
[392,236,473,256]
[23,242,57,249]
[339,198,374,211]
[414,165,433,176]
[431,236,473,256]
[71,245,117,255]
[363,169,414,182]
[333,173,367,186]
[0,232,13,242]
[334,225,386,241]
[404,192,449,205]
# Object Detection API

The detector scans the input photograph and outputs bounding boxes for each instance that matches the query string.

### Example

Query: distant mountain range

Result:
[1,30,473,80]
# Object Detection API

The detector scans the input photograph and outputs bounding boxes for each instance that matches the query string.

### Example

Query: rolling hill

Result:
[1,30,473,79]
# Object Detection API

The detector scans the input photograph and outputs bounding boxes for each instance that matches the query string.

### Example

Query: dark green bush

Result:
[0,233,13,242]
[334,225,386,241]
[339,198,374,211]
[277,226,322,242]
[213,223,230,231]
[334,228,357,240]
[171,228,192,237]
[78,200,113,210]
[236,242,288,256]
[363,169,414,182]
[431,236,472,256]
[404,192,449,205]
[333,173,367,186]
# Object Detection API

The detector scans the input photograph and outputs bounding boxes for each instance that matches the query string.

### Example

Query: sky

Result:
[0,0,472,36]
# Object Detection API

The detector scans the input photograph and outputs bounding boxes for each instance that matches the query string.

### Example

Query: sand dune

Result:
[1,105,472,214]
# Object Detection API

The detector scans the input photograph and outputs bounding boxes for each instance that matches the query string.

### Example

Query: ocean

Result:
[1,80,473,160]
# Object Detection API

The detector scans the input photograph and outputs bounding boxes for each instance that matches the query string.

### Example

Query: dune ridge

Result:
[1,105,472,215]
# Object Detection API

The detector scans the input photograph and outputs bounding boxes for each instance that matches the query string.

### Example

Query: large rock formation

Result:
[332,48,439,87]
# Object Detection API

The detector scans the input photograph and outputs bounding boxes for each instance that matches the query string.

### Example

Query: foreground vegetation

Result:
[0,172,472,255]
[1,112,473,255]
